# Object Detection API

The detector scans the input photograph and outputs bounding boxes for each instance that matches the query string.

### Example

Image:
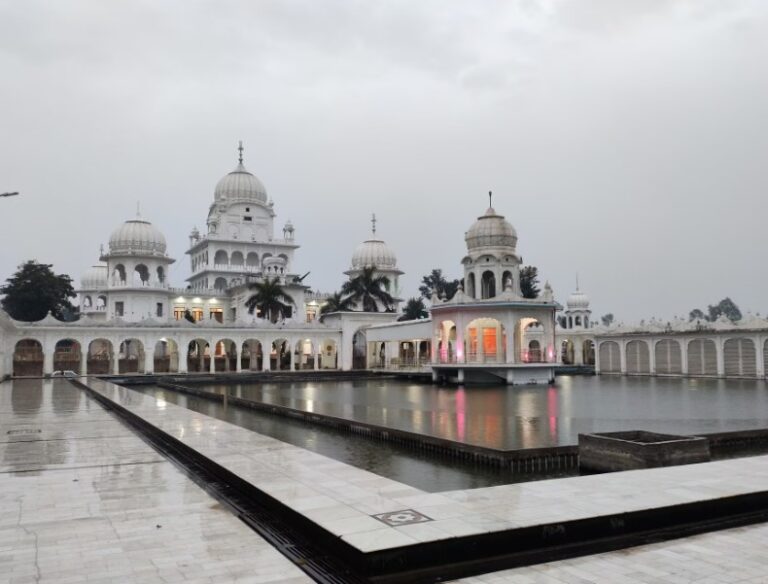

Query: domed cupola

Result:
[80,264,108,290]
[213,142,268,206]
[465,204,518,252]
[351,240,398,270]
[344,214,403,308]
[567,289,590,310]
[108,217,168,257]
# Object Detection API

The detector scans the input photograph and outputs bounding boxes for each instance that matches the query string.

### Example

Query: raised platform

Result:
[75,377,768,582]
[431,362,558,385]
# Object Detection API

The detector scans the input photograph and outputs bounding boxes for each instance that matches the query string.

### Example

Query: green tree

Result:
[601,313,614,327]
[319,291,355,321]
[419,269,460,301]
[519,266,540,299]
[689,298,742,322]
[708,297,742,322]
[398,297,428,321]
[1,260,76,321]
[341,266,394,312]
[245,277,295,323]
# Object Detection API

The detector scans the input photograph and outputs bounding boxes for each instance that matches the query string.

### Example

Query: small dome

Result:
[80,264,108,289]
[351,239,398,270]
[214,162,268,205]
[465,207,518,251]
[567,289,590,310]
[108,219,167,256]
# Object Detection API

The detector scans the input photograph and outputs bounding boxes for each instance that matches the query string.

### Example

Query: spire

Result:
[237,140,244,165]
[488,190,493,208]
[136,201,141,218]
[576,273,580,291]
[371,212,377,236]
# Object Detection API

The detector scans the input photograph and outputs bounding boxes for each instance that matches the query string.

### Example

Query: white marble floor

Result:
[454,520,768,583]
[0,379,311,584]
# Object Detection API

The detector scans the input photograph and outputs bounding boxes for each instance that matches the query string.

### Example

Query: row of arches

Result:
[560,339,595,365]
[465,270,515,300]
[599,337,768,377]
[211,251,287,268]
[11,337,340,377]
[435,317,553,364]
[111,264,165,286]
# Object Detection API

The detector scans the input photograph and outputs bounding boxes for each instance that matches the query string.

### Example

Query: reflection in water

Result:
[136,387,558,492]
[190,375,768,450]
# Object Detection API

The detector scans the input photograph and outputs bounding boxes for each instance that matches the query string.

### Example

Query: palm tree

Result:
[398,297,428,321]
[319,291,355,321]
[341,266,394,312]
[245,277,295,323]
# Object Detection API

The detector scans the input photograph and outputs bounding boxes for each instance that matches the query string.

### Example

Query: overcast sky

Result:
[1,0,767,322]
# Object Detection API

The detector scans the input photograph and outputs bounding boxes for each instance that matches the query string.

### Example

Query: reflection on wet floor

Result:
[0,378,311,583]
[137,386,571,491]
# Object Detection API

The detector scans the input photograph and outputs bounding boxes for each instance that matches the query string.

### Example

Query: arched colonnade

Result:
[11,331,341,377]
[597,335,768,378]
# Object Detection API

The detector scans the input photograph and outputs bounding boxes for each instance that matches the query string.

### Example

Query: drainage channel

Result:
[70,379,369,584]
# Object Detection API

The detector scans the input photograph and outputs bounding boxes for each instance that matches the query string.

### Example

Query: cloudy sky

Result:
[1,0,766,322]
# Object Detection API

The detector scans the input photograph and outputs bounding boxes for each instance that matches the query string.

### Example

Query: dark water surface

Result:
[194,375,768,449]
[135,376,768,491]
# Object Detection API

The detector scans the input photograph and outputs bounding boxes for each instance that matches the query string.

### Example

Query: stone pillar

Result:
[648,338,656,375]
[80,348,87,375]
[619,340,627,375]
[573,338,584,366]
[414,341,420,367]
[755,335,765,378]
[681,338,689,375]
[235,345,242,372]
[263,343,271,371]
[144,349,154,375]
[716,337,725,378]
[178,343,188,374]
[43,347,54,376]
[209,342,216,373]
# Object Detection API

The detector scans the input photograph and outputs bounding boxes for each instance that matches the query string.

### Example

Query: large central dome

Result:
[465,207,518,252]
[214,162,268,205]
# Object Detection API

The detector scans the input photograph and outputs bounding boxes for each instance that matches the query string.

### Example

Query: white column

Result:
[209,341,216,373]
[649,338,656,375]
[756,335,765,378]
[144,349,154,375]
[263,342,271,371]
[619,340,627,375]
[235,344,242,372]
[290,342,296,371]
[80,347,87,375]
[681,338,689,375]
[716,336,725,377]
[179,343,188,373]
[43,345,54,376]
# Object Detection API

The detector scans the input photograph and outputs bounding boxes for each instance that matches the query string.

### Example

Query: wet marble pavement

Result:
[82,378,768,556]
[0,379,311,584]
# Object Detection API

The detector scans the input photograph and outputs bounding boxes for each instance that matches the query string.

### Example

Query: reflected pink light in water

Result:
[456,387,466,441]
[547,386,558,440]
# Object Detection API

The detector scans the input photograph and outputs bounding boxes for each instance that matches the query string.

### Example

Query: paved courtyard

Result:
[0,379,310,584]
[4,377,768,583]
